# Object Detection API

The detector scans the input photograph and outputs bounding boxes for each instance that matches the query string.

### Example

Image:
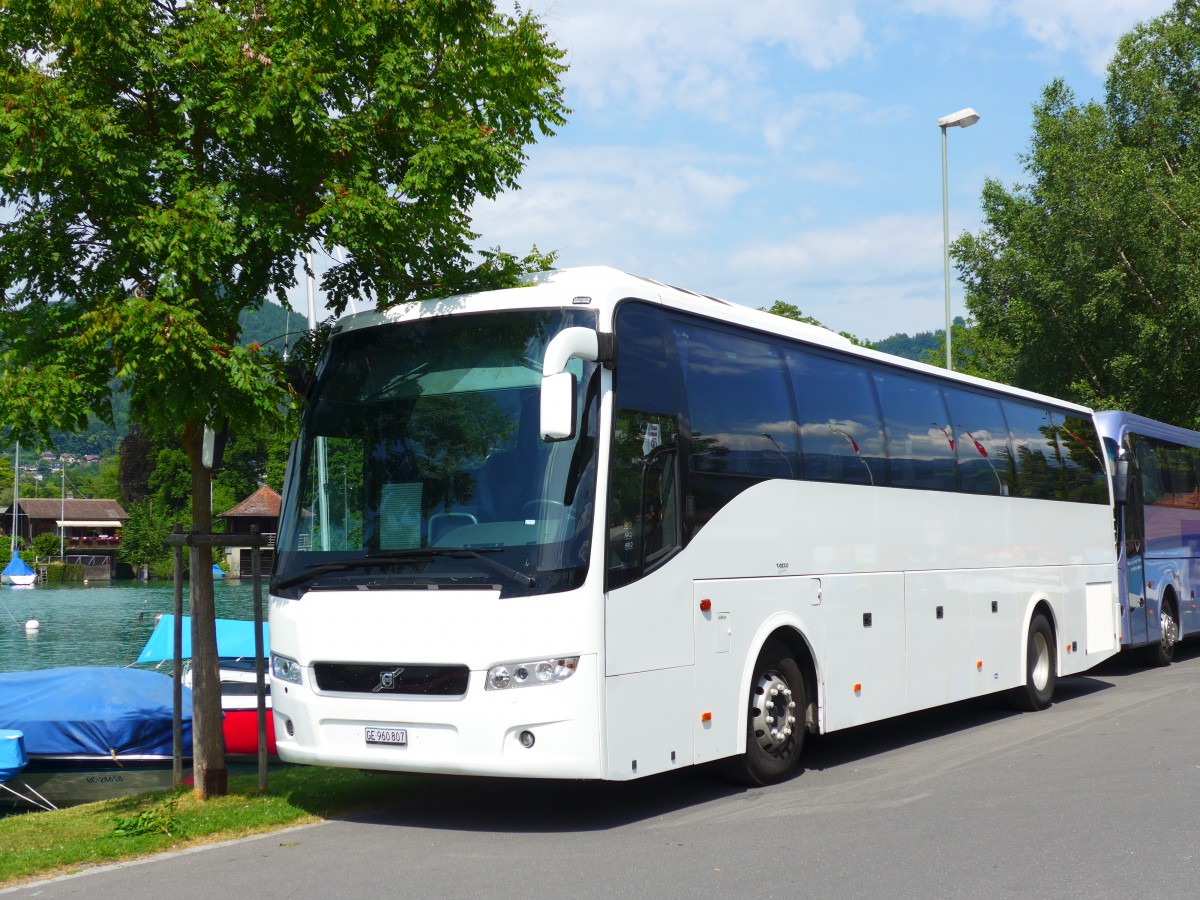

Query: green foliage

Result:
[759,301,872,347]
[955,0,1200,427]
[112,797,182,838]
[29,531,60,559]
[0,0,567,446]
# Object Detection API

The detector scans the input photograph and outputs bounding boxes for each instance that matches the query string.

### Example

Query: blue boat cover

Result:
[136,615,268,664]
[0,668,192,757]
[2,552,35,578]
[0,729,27,781]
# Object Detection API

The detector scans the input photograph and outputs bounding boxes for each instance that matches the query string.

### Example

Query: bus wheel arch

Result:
[720,630,810,786]
[1007,602,1057,711]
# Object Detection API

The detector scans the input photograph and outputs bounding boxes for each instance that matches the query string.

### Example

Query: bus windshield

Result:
[272,309,600,599]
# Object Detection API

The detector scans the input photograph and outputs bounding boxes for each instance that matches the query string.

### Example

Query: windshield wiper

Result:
[272,548,533,593]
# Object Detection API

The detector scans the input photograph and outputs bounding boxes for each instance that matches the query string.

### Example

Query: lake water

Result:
[0,579,265,673]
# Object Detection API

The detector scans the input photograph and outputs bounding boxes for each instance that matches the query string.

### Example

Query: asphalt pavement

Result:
[7,644,1200,899]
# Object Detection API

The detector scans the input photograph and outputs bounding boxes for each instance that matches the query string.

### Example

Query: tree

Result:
[0,0,566,797]
[954,0,1200,427]
[759,301,872,347]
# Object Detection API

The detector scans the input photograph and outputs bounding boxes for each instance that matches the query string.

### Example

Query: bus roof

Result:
[330,265,1096,416]
[1094,410,1200,447]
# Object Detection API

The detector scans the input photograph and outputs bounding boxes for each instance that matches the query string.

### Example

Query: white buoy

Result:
[25,619,39,632]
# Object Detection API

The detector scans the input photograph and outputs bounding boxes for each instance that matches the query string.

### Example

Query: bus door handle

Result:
[810,577,822,606]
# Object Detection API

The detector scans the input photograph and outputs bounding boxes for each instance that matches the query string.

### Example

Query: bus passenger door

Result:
[1125,442,1148,645]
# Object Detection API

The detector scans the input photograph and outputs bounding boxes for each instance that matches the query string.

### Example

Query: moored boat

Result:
[1,552,36,587]
[3,441,37,587]
[0,667,192,809]
[136,614,275,759]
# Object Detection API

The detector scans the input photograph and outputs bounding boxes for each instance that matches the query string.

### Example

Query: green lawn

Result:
[0,765,428,888]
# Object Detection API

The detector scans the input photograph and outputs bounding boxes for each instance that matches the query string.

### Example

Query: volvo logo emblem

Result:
[372,667,406,692]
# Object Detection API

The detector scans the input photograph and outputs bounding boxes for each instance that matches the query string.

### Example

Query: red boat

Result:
[137,615,276,759]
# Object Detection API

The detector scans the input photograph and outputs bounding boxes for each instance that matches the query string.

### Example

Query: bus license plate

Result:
[365,727,407,746]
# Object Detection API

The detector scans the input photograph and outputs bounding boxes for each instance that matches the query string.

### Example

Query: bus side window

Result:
[942,387,1013,496]
[788,349,886,487]
[608,306,685,589]
[874,370,959,492]
[1054,415,1109,504]
[674,324,798,479]
[1002,400,1062,500]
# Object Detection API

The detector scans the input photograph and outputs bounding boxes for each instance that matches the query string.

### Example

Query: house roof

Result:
[220,485,281,519]
[17,498,129,522]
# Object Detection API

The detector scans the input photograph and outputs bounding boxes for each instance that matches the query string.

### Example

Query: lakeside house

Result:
[0,497,129,581]
[218,485,280,578]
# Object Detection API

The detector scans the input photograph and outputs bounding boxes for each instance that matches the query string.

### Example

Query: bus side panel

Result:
[904,571,975,711]
[603,666,693,780]
[605,566,695,677]
[818,573,907,732]
[968,568,1022,693]
[691,577,821,766]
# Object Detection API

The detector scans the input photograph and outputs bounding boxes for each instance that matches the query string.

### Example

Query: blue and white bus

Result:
[1096,410,1200,665]
[268,267,1119,785]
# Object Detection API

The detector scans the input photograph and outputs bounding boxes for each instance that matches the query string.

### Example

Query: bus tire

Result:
[1007,612,1057,711]
[1144,597,1178,667]
[720,639,805,786]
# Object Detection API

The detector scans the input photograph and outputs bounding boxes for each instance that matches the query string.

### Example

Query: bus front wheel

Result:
[720,639,805,786]
[1007,612,1057,711]
[1144,599,1178,667]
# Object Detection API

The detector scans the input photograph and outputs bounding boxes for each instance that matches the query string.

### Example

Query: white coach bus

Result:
[268,267,1119,785]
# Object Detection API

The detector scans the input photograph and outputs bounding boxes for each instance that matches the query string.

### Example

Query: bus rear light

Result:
[853,683,862,694]
[700,599,712,612]
[486,656,579,691]
[701,711,712,722]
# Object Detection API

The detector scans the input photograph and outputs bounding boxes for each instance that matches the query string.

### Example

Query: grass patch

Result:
[0,765,426,888]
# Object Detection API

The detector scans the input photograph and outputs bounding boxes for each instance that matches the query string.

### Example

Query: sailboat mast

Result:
[10,441,19,554]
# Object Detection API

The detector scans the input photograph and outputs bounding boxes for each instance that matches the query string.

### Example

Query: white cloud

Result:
[472,144,753,255]
[527,1,869,119]
[898,0,1173,73]
[1008,0,1171,72]
[731,212,944,279]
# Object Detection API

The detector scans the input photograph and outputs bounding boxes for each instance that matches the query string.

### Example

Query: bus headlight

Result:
[271,652,303,685]
[486,656,579,691]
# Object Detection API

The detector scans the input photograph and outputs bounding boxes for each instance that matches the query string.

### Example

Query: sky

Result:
[298,1,1178,342]
[0,3,1179,346]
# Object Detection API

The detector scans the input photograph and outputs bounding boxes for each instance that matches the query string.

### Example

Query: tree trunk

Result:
[183,419,228,798]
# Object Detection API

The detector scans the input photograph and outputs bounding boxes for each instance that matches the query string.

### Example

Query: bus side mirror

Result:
[540,371,578,442]
[1114,456,1130,505]
[540,327,603,442]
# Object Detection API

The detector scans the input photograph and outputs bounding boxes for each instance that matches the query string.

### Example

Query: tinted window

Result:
[1003,401,1065,500]
[788,349,886,486]
[608,306,685,587]
[874,370,958,491]
[943,388,1014,496]
[675,323,798,479]
[1054,415,1109,504]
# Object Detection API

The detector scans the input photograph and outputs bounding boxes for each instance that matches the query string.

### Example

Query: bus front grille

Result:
[312,662,470,696]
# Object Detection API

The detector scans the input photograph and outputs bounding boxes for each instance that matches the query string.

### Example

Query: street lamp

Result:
[939,107,980,371]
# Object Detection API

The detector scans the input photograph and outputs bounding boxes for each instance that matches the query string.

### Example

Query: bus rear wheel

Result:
[1007,612,1057,711]
[720,639,805,786]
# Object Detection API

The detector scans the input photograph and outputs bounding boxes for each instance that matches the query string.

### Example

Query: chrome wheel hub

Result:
[1161,609,1178,651]
[1031,631,1051,692]
[751,671,798,755]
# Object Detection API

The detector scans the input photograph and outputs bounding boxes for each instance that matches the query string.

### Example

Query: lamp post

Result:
[938,107,980,371]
